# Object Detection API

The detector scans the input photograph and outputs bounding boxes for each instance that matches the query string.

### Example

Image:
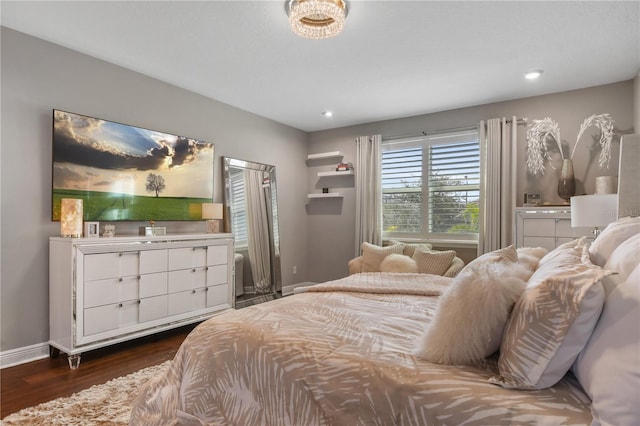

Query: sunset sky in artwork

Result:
[52,110,214,198]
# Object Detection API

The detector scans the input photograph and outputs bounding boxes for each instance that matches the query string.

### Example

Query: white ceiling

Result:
[1,1,638,132]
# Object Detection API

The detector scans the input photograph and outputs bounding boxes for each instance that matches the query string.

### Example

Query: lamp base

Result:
[206,219,221,233]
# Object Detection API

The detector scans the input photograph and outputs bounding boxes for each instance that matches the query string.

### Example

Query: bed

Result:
[130,214,639,425]
[131,136,640,425]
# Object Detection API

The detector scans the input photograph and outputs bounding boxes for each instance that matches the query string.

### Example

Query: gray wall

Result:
[635,71,640,131]
[0,28,309,352]
[307,82,635,283]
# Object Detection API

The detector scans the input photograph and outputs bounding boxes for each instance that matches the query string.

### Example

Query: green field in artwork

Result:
[52,189,209,221]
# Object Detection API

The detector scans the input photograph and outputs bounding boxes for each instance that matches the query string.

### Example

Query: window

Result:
[382,129,480,242]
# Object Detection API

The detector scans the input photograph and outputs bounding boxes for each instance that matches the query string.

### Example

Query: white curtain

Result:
[478,117,517,255]
[244,169,271,293]
[354,134,382,257]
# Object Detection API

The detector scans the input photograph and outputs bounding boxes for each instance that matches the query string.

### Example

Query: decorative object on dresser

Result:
[202,202,224,233]
[59,198,83,237]
[48,233,234,369]
[84,221,100,238]
[570,194,619,237]
[525,114,615,202]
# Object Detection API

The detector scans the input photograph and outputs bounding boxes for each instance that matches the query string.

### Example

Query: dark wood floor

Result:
[0,323,197,419]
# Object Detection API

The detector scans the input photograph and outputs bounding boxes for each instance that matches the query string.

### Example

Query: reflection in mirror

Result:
[223,157,281,308]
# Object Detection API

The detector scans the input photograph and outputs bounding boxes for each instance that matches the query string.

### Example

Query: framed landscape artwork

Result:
[52,109,214,221]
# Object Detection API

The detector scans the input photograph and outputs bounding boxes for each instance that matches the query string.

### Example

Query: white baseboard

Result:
[282,282,316,296]
[1,342,50,369]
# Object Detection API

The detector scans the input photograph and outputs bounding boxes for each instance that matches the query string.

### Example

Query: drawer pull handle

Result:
[119,278,123,282]
[119,303,123,308]
[137,275,141,280]
[205,287,209,292]
[192,268,196,272]
[205,267,209,271]
[138,300,141,304]
[192,290,196,294]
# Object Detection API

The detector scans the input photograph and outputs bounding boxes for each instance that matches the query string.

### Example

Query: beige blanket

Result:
[131,273,592,425]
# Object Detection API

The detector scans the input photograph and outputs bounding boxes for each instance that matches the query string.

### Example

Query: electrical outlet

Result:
[292,265,297,275]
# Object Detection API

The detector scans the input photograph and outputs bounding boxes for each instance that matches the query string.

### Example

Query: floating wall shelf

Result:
[307,151,343,161]
[307,193,343,199]
[317,170,354,177]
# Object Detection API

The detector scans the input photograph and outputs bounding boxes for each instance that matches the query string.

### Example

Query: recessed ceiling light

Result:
[524,70,544,80]
[322,111,333,117]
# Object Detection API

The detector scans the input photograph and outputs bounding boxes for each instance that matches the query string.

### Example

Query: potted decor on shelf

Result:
[525,113,615,202]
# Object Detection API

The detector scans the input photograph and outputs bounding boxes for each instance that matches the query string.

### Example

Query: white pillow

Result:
[572,264,640,426]
[361,242,405,272]
[413,247,528,365]
[603,233,640,282]
[491,244,610,389]
[589,216,640,266]
[379,254,418,273]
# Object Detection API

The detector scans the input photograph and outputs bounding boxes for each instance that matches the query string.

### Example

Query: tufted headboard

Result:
[617,133,640,218]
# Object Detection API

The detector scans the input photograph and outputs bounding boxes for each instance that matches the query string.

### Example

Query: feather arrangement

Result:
[525,113,615,176]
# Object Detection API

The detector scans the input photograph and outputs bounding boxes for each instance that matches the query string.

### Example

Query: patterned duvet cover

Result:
[130,272,592,425]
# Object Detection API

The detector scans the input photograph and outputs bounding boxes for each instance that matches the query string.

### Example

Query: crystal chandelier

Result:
[287,0,347,40]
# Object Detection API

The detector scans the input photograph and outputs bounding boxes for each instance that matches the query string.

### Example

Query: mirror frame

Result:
[222,156,282,296]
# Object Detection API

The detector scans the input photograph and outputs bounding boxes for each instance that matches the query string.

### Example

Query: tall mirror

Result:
[223,157,281,308]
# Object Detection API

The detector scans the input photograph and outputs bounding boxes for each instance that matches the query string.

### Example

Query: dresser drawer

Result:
[168,268,207,293]
[168,247,208,270]
[207,245,228,265]
[84,276,138,308]
[522,218,556,237]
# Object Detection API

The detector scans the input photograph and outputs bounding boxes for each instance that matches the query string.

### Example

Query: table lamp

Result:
[570,194,618,238]
[60,198,83,237]
[202,203,224,233]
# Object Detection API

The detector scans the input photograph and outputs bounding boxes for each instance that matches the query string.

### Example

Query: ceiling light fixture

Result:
[322,111,333,117]
[286,0,347,40]
[524,70,544,80]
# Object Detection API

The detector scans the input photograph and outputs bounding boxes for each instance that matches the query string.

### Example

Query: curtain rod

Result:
[382,124,478,141]
[381,117,527,141]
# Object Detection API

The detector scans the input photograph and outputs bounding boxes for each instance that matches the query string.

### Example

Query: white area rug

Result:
[1,361,170,425]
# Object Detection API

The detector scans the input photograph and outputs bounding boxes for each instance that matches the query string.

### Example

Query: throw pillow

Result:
[379,254,418,273]
[413,246,528,365]
[412,247,456,275]
[572,264,640,426]
[388,240,433,257]
[588,216,640,266]
[361,242,405,272]
[491,244,611,389]
[602,233,639,282]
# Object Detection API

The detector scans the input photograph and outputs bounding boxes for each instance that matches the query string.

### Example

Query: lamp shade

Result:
[570,194,618,228]
[202,203,223,220]
[60,198,83,237]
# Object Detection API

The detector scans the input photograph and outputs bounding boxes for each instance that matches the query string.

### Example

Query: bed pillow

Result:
[361,242,405,272]
[379,254,418,273]
[413,246,527,365]
[572,264,640,426]
[388,240,432,257]
[516,246,549,272]
[589,216,640,266]
[602,233,640,282]
[411,247,456,275]
[491,244,611,389]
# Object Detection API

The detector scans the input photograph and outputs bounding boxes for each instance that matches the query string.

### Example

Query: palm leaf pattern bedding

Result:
[130,273,592,425]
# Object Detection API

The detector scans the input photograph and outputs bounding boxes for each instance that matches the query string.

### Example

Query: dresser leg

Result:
[67,353,82,369]
[49,345,60,358]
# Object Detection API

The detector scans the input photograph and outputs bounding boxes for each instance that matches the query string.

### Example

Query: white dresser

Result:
[49,233,234,368]
[514,207,593,250]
